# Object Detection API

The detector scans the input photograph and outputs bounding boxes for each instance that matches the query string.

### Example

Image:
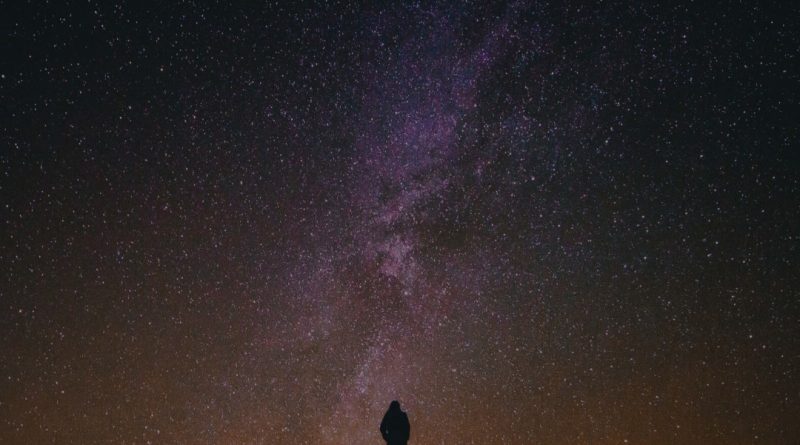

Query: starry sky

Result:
[2,1,799,444]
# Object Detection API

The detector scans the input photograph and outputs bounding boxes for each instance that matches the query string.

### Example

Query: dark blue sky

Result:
[2,1,798,443]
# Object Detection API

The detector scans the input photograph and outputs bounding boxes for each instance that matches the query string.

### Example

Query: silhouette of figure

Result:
[380,400,410,445]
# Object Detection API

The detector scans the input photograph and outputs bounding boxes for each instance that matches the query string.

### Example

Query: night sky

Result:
[2,1,799,444]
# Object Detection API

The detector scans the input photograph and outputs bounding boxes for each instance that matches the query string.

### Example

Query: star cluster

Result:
[2,1,799,444]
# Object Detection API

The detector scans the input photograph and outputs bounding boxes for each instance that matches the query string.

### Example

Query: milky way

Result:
[2,2,799,444]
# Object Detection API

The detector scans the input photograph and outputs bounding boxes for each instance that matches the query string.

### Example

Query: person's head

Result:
[389,400,401,411]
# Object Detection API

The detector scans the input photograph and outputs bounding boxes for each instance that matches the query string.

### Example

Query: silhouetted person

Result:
[380,400,410,445]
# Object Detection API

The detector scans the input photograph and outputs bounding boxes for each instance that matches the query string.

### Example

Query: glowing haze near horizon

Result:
[2,1,799,444]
